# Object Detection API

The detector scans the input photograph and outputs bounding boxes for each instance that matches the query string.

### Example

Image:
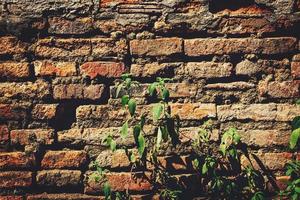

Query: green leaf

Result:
[140,115,146,128]
[121,73,131,81]
[202,163,208,175]
[220,144,226,156]
[121,121,128,138]
[161,125,169,141]
[292,116,300,130]
[103,182,111,200]
[110,140,117,152]
[133,125,141,144]
[128,98,136,116]
[138,133,145,157]
[295,186,300,193]
[116,84,123,98]
[290,128,300,149]
[192,159,199,170]
[296,99,300,105]
[148,83,157,96]
[162,88,170,102]
[121,95,129,108]
[156,127,162,150]
[152,103,163,121]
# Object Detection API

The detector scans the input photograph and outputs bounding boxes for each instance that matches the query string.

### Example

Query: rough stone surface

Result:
[41,151,87,169]
[36,170,82,187]
[0,0,299,197]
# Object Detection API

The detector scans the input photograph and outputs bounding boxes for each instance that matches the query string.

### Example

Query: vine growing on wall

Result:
[89,75,299,200]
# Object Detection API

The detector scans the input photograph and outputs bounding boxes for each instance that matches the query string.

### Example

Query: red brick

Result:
[53,84,105,100]
[184,37,297,56]
[10,129,55,145]
[0,36,28,56]
[34,60,77,77]
[0,62,30,79]
[204,82,255,90]
[241,152,293,170]
[27,193,103,200]
[36,170,82,187]
[32,104,58,120]
[0,152,35,170]
[258,80,299,98]
[0,103,29,120]
[80,62,125,79]
[130,37,183,56]
[291,61,300,79]
[84,172,152,194]
[0,171,32,188]
[111,149,131,169]
[48,17,93,34]
[0,125,9,144]
[0,196,23,200]
[41,150,87,169]
[217,104,300,122]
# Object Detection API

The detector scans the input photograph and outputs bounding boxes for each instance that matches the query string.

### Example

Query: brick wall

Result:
[0,0,300,199]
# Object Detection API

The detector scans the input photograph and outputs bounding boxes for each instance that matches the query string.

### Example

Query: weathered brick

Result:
[48,17,93,34]
[184,37,297,56]
[34,61,77,77]
[0,80,51,99]
[0,62,30,79]
[111,149,131,169]
[91,38,127,59]
[10,129,55,145]
[0,103,29,120]
[80,62,125,79]
[0,196,23,200]
[94,14,151,34]
[0,171,32,188]
[239,129,290,147]
[236,60,261,76]
[35,38,91,59]
[0,152,35,170]
[53,84,104,100]
[130,62,182,77]
[217,104,300,122]
[84,172,152,194]
[258,80,299,98]
[32,104,58,120]
[58,127,136,146]
[27,193,103,200]
[41,150,87,169]
[0,36,28,56]
[36,170,82,187]
[130,38,183,56]
[241,152,293,170]
[291,61,300,79]
[204,82,255,90]
[181,62,233,78]
[179,127,219,143]
[100,0,140,7]
[208,17,275,35]
[110,83,199,99]
[76,103,216,123]
[148,155,193,172]
[0,125,9,144]
[171,103,216,120]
